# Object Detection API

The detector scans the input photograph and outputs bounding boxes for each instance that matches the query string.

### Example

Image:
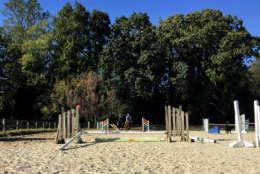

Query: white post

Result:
[241,114,246,133]
[203,119,209,132]
[258,105,260,138]
[88,121,90,129]
[254,100,259,147]
[230,101,253,148]
[234,101,242,142]
[148,120,150,132]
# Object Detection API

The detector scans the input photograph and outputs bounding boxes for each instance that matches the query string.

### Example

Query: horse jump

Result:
[58,105,190,150]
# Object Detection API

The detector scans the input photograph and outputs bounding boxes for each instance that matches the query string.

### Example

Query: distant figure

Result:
[117,114,124,129]
[225,121,232,134]
[125,113,132,130]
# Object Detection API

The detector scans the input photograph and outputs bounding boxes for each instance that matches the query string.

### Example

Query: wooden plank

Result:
[181,111,184,141]
[2,119,5,132]
[63,112,66,139]
[67,110,71,138]
[16,120,19,130]
[165,106,169,140]
[75,107,83,143]
[172,107,176,132]
[168,105,172,141]
[55,114,65,144]
[185,112,189,142]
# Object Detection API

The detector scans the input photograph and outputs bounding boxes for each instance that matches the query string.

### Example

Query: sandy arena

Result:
[1,130,260,174]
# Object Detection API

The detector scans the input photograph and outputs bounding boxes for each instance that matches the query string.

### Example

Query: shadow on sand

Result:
[0,137,54,142]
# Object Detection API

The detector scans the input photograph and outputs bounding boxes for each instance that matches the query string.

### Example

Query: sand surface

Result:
[1,130,260,174]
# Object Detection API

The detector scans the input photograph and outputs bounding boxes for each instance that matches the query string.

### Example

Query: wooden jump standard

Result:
[165,105,189,142]
[58,105,190,150]
[55,106,82,144]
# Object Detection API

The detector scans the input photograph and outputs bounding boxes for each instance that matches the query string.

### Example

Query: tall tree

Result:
[157,9,258,122]
[100,13,165,122]
[1,0,50,119]
[51,2,110,80]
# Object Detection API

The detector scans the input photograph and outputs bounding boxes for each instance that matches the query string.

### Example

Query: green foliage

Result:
[157,9,257,122]
[250,57,260,97]
[51,3,110,79]
[0,1,258,124]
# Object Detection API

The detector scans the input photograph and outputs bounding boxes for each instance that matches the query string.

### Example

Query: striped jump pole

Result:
[142,117,149,132]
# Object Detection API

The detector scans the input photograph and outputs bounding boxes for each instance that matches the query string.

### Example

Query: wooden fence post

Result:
[67,110,71,138]
[16,120,19,130]
[2,119,5,132]
[55,114,65,144]
[35,121,38,129]
[181,111,185,141]
[75,106,82,143]
[27,121,29,129]
[63,112,67,138]
[185,112,189,142]
[43,121,45,129]
[165,106,169,141]
[88,121,90,129]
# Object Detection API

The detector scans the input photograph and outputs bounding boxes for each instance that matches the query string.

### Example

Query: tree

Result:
[250,57,260,98]
[157,9,258,123]
[51,2,110,80]
[51,72,128,124]
[1,0,50,119]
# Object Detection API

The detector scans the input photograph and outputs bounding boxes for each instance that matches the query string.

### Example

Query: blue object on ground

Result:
[208,126,220,134]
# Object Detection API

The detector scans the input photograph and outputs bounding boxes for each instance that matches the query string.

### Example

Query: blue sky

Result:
[0,0,259,36]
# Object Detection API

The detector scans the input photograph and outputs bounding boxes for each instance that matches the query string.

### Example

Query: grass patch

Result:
[0,128,57,137]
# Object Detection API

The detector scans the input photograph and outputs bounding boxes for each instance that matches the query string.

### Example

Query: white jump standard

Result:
[254,100,260,147]
[229,101,253,148]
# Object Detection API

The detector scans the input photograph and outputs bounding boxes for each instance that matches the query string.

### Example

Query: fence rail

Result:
[0,118,57,132]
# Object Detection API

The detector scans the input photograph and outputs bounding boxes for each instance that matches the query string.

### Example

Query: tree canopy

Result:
[0,1,259,125]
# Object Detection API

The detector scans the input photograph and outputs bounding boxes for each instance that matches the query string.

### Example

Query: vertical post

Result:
[254,100,259,147]
[27,121,29,129]
[185,112,189,142]
[43,121,45,129]
[35,121,38,129]
[172,107,176,133]
[234,100,243,142]
[55,114,65,144]
[71,109,76,135]
[142,117,144,132]
[75,106,82,143]
[88,121,90,129]
[164,106,169,141]
[2,119,5,132]
[181,111,185,141]
[16,120,19,130]
[167,105,172,141]
[203,119,209,132]
[258,105,260,141]
[241,114,246,133]
[148,120,150,132]
[63,112,66,138]
[67,110,71,138]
